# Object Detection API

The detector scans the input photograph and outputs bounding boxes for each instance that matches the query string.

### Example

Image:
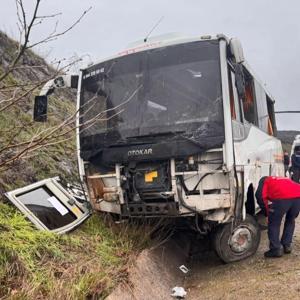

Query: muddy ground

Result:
[186,218,300,300]
[108,216,300,300]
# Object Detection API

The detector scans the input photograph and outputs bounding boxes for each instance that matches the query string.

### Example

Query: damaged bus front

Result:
[79,38,228,220]
[35,34,284,262]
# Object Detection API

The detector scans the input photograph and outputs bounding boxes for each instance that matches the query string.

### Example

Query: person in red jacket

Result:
[255,176,300,257]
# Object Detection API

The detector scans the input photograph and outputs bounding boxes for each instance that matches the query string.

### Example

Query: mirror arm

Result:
[33,74,79,122]
[39,79,55,96]
[39,74,79,96]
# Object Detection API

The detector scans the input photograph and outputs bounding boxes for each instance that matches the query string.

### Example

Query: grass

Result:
[0,90,79,190]
[0,202,65,297]
[0,206,151,299]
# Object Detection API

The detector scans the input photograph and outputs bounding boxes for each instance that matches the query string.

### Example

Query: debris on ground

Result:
[179,265,189,274]
[171,286,187,299]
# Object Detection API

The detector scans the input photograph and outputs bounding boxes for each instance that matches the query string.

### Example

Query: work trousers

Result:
[268,199,300,250]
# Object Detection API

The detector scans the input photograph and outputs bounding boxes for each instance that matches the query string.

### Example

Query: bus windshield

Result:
[79,40,224,157]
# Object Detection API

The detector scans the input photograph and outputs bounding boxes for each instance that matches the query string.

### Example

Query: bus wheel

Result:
[213,215,261,263]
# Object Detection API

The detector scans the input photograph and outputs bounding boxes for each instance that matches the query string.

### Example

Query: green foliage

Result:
[0,96,78,191]
[0,206,150,299]
[0,202,64,296]
[0,203,62,270]
[79,214,150,267]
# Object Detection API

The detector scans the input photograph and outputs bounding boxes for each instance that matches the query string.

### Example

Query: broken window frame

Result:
[5,177,91,234]
[228,65,242,122]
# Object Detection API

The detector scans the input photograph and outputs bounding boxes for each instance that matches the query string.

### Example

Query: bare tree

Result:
[0,0,92,171]
[0,0,142,173]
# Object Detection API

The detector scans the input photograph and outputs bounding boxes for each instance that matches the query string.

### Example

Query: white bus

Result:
[34,33,284,262]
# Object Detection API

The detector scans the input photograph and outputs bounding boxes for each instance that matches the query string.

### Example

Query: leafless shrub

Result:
[0,0,92,171]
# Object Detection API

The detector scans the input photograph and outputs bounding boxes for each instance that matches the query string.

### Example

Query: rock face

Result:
[277,130,300,153]
[277,130,300,145]
[0,31,52,82]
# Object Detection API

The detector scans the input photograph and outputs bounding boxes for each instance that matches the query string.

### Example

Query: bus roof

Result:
[82,33,228,71]
[81,32,275,103]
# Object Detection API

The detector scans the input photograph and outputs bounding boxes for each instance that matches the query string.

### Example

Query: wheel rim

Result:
[229,226,252,254]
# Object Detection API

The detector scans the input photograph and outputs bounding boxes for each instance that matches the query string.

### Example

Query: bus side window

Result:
[266,95,277,136]
[241,68,258,125]
[254,80,269,133]
[228,68,242,122]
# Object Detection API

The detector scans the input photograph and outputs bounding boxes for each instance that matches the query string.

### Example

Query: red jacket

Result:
[255,176,300,215]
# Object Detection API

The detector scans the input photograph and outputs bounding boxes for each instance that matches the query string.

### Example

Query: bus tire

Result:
[213,215,261,263]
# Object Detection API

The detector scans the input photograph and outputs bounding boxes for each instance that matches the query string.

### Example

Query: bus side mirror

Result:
[33,95,48,122]
[230,38,245,64]
[33,75,78,122]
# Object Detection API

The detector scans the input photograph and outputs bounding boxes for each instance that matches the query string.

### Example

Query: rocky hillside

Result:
[0,31,79,194]
[277,130,300,144]
[0,32,149,299]
[277,130,300,153]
